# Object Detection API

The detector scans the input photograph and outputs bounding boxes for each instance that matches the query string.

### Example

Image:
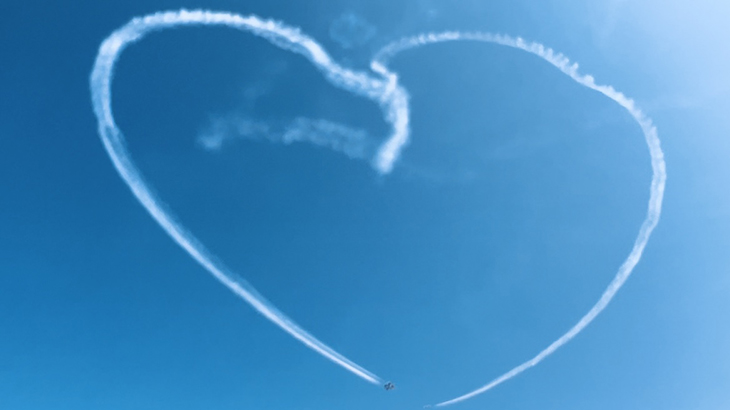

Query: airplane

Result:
[384,382,395,391]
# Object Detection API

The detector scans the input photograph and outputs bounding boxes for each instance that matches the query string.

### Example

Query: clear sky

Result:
[1,1,729,409]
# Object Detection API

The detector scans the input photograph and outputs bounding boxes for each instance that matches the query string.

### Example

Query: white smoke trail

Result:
[373,32,666,407]
[90,9,666,402]
[198,116,376,160]
[88,9,412,386]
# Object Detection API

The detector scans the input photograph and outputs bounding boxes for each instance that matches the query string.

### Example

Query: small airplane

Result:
[384,382,396,391]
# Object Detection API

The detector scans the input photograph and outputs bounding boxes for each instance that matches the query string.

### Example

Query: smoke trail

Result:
[373,32,666,407]
[198,115,376,160]
[88,9,411,386]
[90,10,665,402]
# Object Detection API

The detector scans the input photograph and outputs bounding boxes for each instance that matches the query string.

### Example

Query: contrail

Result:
[90,10,666,403]
[89,9,412,386]
[373,32,666,407]
[198,115,376,161]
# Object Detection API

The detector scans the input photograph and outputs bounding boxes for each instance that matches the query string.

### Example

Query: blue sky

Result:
[1,1,729,409]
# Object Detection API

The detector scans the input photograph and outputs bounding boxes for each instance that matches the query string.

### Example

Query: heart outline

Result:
[90,9,667,407]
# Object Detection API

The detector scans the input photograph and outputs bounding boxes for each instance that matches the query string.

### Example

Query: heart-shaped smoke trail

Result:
[90,9,667,407]
[90,9,413,386]
[372,32,666,407]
